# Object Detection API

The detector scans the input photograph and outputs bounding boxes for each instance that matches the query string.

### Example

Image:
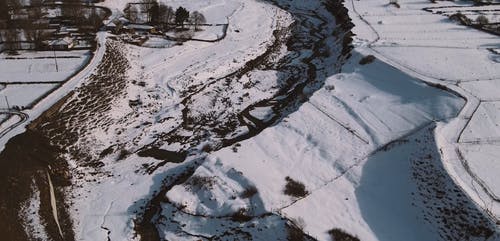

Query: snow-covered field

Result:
[63,1,294,240]
[152,0,499,239]
[0,84,59,108]
[49,0,500,239]
[2,0,499,240]
[0,50,91,109]
[175,50,467,241]
[426,4,500,23]
[0,50,91,83]
[346,0,500,232]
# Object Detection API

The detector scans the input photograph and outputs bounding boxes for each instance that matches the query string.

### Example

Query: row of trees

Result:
[125,1,206,31]
[1,0,106,52]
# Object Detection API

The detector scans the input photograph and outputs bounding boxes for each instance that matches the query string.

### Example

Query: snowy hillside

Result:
[0,0,499,240]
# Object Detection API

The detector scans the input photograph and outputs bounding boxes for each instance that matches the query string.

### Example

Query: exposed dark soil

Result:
[410,126,497,240]
[0,40,130,240]
[0,130,74,241]
[137,148,187,162]
[328,228,360,241]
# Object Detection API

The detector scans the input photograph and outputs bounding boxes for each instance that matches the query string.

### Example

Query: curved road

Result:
[0,109,29,139]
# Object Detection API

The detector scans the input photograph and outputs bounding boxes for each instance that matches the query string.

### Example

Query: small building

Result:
[125,24,156,34]
[48,37,74,50]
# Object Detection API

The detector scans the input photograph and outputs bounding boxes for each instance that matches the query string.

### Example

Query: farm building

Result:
[48,37,74,50]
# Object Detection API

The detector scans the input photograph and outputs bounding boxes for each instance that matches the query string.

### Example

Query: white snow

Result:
[2,0,499,239]
[346,0,500,226]
[19,180,49,241]
[185,51,464,240]
[67,1,293,240]
[0,50,91,83]
[0,83,59,108]
[460,102,500,143]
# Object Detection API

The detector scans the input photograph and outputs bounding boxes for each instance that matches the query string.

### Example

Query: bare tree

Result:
[29,0,44,19]
[141,0,158,23]
[7,0,22,10]
[125,4,139,23]
[60,0,84,20]
[4,28,19,53]
[4,0,22,23]
[26,25,49,50]
[158,3,174,30]
[0,1,9,20]
[86,7,104,29]
[190,11,206,31]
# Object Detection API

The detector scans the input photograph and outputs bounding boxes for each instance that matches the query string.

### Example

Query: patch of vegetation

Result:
[184,175,215,191]
[137,148,186,162]
[359,55,376,65]
[287,226,306,241]
[240,186,258,199]
[388,0,401,8]
[476,15,489,25]
[286,219,308,241]
[99,145,114,158]
[230,208,253,222]
[117,148,131,161]
[284,176,308,198]
[449,12,472,25]
[328,228,360,241]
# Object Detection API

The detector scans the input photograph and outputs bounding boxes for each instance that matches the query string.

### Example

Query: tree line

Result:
[1,0,106,52]
[124,0,206,31]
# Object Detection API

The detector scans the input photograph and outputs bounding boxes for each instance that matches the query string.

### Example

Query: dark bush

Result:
[359,55,376,65]
[117,148,131,161]
[449,13,472,25]
[230,208,252,222]
[284,176,308,198]
[476,15,489,25]
[184,175,215,191]
[137,148,186,162]
[240,186,258,199]
[287,225,305,241]
[328,228,359,241]
[388,0,401,8]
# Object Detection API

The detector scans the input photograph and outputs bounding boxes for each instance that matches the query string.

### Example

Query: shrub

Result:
[359,55,376,65]
[449,12,471,25]
[240,186,258,199]
[117,148,131,161]
[286,218,307,241]
[328,228,359,241]
[284,176,308,198]
[476,15,489,25]
[184,175,215,191]
[287,225,305,241]
[388,0,401,8]
[230,208,252,222]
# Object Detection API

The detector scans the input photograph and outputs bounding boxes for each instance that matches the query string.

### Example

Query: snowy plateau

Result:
[0,0,499,240]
